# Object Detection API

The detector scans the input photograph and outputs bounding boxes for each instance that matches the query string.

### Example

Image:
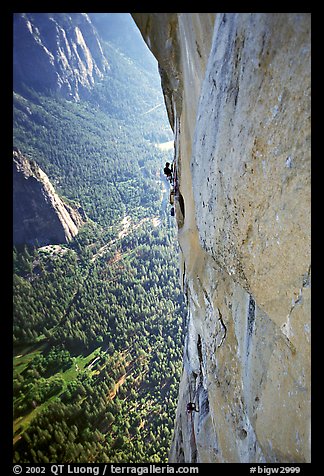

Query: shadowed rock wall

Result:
[13,148,84,246]
[13,13,109,100]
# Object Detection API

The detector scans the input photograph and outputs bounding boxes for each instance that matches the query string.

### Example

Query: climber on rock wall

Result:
[163,162,173,182]
[187,402,199,414]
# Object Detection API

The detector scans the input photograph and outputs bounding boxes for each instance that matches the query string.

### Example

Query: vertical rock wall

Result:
[132,13,311,463]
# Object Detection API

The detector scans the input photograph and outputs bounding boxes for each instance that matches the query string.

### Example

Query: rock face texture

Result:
[13,148,84,246]
[132,13,311,463]
[13,13,109,100]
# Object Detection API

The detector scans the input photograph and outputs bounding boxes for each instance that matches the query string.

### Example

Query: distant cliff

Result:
[13,148,84,246]
[13,13,109,101]
[132,13,311,463]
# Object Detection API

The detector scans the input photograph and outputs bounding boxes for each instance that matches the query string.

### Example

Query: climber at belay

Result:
[163,161,177,217]
[163,161,173,182]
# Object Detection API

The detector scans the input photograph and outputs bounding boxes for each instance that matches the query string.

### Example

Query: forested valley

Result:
[13,13,186,463]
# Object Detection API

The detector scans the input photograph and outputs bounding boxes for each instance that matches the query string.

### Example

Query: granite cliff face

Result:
[13,13,109,101]
[132,13,311,463]
[13,148,84,246]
